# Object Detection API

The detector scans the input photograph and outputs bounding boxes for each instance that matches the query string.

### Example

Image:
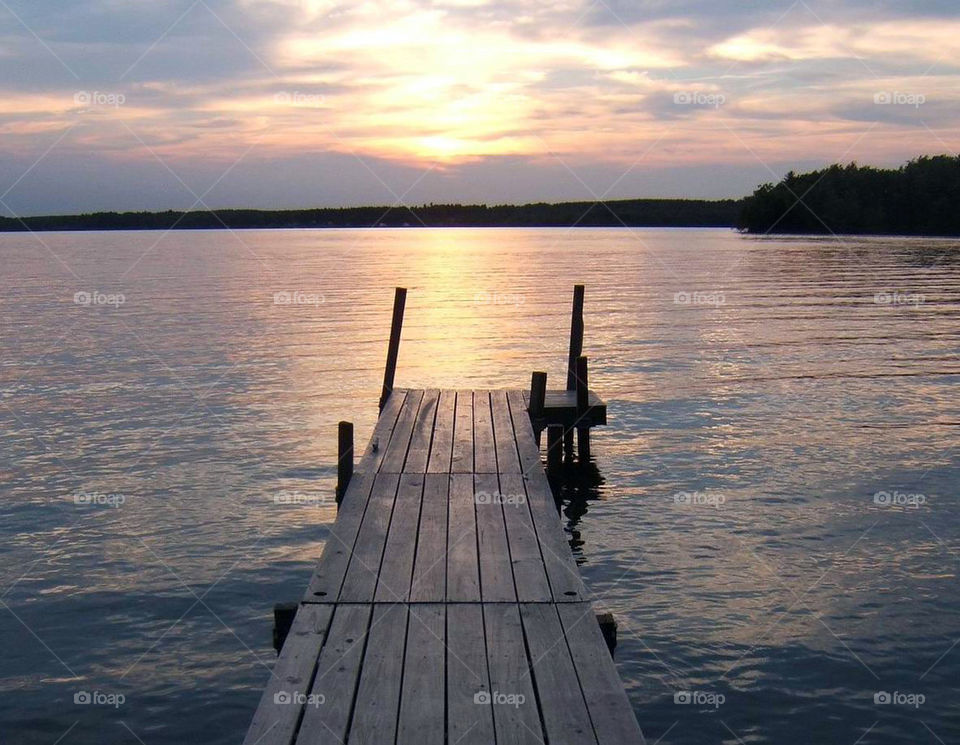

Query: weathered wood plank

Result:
[507,390,543,475]
[409,474,448,603]
[499,473,552,602]
[426,390,456,473]
[446,473,480,602]
[380,389,425,472]
[350,603,408,744]
[297,604,373,745]
[491,389,522,473]
[405,389,439,473]
[451,391,474,473]
[483,603,544,745]
[473,390,498,473]
[524,476,587,602]
[303,470,377,602]
[338,473,400,602]
[558,604,645,745]
[446,604,495,745]
[520,603,598,745]
[397,604,445,745]
[375,473,424,602]
[365,389,409,473]
[475,473,516,602]
[241,604,334,745]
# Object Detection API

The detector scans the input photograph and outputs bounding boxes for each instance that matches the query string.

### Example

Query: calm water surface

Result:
[1,228,959,744]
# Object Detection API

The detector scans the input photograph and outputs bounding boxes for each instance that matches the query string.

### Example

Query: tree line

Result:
[737,155,960,236]
[0,198,740,232]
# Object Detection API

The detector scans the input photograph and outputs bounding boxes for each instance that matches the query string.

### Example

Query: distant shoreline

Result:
[0,198,740,232]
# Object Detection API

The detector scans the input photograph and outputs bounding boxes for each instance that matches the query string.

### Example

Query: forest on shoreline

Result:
[737,155,960,236]
[3,156,958,235]
[0,198,738,232]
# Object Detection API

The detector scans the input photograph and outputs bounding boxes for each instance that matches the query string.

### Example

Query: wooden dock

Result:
[243,288,642,745]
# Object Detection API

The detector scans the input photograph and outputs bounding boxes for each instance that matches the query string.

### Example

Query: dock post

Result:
[379,287,407,412]
[529,371,547,447]
[575,355,590,463]
[596,611,617,656]
[566,285,585,390]
[336,421,354,506]
[547,424,563,474]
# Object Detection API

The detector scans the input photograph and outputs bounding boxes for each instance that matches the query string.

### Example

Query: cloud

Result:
[0,0,958,212]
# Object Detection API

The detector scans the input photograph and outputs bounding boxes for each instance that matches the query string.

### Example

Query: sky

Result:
[0,0,958,215]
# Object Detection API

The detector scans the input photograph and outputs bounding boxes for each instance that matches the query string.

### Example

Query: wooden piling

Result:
[379,287,407,412]
[272,602,298,653]
[529,371,547,447]
[336,421,354,506]
[566,284,585,391]
[576,355,590,462]
[547,424,563,473]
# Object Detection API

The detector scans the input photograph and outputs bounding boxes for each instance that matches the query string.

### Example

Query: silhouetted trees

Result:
[738,155,960,235]
[0,198,740,232]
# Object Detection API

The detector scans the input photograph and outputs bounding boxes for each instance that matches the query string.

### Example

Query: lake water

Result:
[1,228,958,744]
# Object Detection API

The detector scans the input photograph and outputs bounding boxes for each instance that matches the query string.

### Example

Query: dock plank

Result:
[521,602,597,745]
[507,389,543,475]
[350,604,408,744]
[491,389,522,473]
[405,389,439,473]
[499,473,552,602]
[298,604,372,745]
[451,391,474,473]
[426,390,456,473]
[446,604,495,745]
[302,470,377,603]
[409,473,448,602]
[475,473,516,602]
[473,390,498,473]
[380,389,425,473]
[375,473,424,602]
[558,604,646,745]
[241,604,333,745]
[338,473,400,602]
[397,604,446,745]
[446,473,480,602]
[483,603,544,745]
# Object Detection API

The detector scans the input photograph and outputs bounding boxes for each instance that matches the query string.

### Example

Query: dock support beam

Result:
[576,356,590,463]
[336,421,354,507]
[547,424,563,474]
[379,287,407,412]
[529,371,547,447]
[596,611,617,656]
[272,602,298,654]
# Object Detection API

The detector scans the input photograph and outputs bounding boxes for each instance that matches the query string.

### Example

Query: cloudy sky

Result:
[1,0,957,215]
